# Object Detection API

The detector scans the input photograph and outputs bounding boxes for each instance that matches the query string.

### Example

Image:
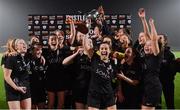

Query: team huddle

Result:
[1,7,180,110]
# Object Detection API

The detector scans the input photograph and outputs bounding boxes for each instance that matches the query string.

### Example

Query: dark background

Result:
[0,0,180,51]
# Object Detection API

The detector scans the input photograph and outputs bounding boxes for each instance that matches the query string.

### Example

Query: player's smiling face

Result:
[16,39,27,54]
[138,32,146,45]
[125,47,132,59]
[34,47,42,58]
[77,31,85,44]
[99,43,111,61]
[94,26,101,36]
[49,35,58,51]
[144,40,153,54]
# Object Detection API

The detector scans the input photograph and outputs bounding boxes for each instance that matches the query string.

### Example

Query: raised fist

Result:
[138,8,145,18]
[98,5,104,15]
[149,18,154,25]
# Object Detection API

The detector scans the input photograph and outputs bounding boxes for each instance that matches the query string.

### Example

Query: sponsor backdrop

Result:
[28,14,131,47]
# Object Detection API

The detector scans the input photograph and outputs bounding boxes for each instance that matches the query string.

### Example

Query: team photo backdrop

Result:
[28,14,131,47]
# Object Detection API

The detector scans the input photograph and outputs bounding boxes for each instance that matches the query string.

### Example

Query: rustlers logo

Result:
[58,25,62,29]
[43,40,48,45]
[28,26,31,30]
[43,25,47,30]
[128,20,131,24]
[50,20,54,24]
[35,20,39,25]
[112,20,116,24]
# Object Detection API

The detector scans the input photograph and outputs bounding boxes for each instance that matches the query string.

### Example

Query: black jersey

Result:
[44,46,70,74]
[43,46,71,91]
[141,54,162,106]
[73,54,91,88]
[142,54,161,81]
[4,54,31,101]
[121,61,142,91]
[29,57,46,104]
[72,54,91,104]
[159,46,176,81]
[4,54,31,85]
[119,60,142,108]
[89,53,116,95]
[30,57,46,83]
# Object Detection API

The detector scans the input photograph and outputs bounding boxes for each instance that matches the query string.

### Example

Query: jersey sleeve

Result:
[4,56,15,70]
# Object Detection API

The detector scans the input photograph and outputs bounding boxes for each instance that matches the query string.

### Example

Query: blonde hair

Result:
[14,39,27,51]
[4,38,17,56]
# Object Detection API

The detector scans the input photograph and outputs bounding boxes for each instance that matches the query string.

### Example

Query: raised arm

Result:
[149,18,160,56]
[138,8,151,40]
[97,5,105,21]
[68,18,76,45]
[62,47,83,65]
[83,35,94,59]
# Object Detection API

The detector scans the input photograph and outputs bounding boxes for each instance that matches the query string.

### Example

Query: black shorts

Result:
[87,91,116,108]
[5,82,31,101]
[142,82,162,107]
[30,81,46,104]
[73,87,88,104]
[45,73,69,92]
[31,91,46,104]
